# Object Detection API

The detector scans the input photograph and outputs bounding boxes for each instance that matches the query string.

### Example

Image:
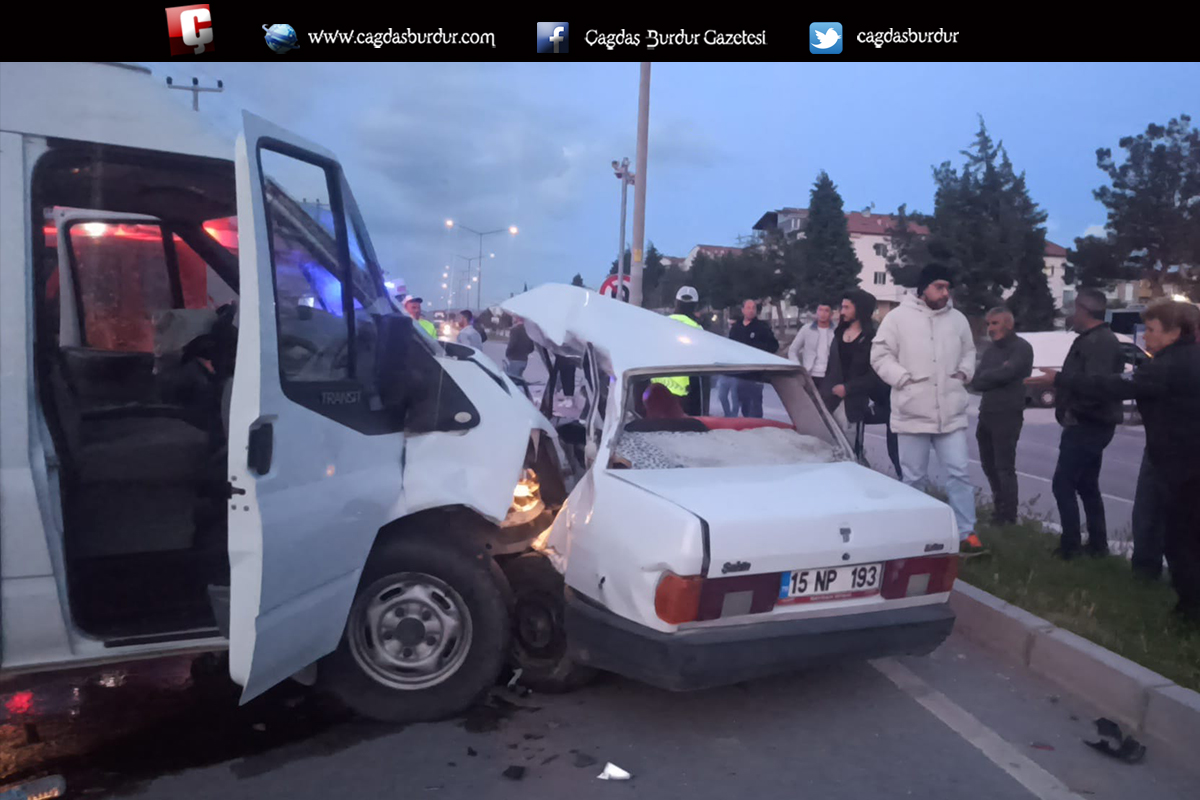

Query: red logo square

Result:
[165,5,213,56]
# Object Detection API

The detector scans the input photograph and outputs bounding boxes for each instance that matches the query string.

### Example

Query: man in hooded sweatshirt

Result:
[871,264,981,555]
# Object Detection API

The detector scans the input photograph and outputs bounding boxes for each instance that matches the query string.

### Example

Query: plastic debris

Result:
[502,766,526,781]
[0,775,66,800]
[597,763,631,781]
[506,669,524,690]
[1084,718,1146,764]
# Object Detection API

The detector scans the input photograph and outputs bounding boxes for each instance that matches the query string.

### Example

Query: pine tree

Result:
[885,203,933,287]
[1004,160,1057,330]
[925,118,1055,323]
[795,171,862,308]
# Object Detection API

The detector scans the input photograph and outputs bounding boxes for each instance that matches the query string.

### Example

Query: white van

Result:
[0,62,557,720]
[1018,330,1147,408]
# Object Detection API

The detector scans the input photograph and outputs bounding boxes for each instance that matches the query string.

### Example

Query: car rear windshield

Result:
[611,370,846,470]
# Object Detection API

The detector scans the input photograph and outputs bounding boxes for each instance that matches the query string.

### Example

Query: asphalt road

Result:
[3,637,1195,799]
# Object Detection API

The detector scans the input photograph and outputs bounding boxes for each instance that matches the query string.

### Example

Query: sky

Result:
[142,61,1198,308]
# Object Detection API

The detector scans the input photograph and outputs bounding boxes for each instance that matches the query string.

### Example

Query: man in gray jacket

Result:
[970,308,1034,526]
[787,303,836,398]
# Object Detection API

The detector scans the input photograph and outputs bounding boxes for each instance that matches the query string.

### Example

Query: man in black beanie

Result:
[871,263,982,555]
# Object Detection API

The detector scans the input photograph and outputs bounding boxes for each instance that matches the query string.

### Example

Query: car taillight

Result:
[655,572,703,624]
[881,555,958,599]
[695,573,781,621]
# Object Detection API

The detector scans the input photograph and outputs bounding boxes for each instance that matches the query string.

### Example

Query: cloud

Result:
[1082,224,1108,238]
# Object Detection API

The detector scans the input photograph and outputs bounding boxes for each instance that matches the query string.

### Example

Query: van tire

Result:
[1037,388,1056,408]
[503,552,597,693]
[321,535,509,723]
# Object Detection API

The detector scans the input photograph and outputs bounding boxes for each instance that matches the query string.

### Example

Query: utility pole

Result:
[629,62,651,308]
[612,157,634,301]
[166,75,224,111]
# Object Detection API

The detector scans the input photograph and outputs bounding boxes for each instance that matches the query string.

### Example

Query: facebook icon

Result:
[536,22,569,53]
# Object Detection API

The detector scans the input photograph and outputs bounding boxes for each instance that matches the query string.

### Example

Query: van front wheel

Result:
[321,536,509,723]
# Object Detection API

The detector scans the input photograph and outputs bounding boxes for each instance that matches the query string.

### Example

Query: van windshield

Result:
[610,369,846,470]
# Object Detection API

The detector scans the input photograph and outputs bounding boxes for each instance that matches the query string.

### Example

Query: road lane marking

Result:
[871,658,1084,800]
[862,432,1134,505]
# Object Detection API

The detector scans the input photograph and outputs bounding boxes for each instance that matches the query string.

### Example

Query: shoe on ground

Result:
[1052,545,1081,561]
[1084,544,1110,558]
[958,533,987,557]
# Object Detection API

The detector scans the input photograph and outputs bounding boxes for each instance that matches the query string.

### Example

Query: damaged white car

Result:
[499,285,960,692]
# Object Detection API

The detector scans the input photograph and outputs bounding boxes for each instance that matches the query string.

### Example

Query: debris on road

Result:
[466,747,478,757]
[0,774,66,800]
[502,766,526,781]
[1084,718,1146,764]
[506,669,524,690]
[597,763,631,781]
[1030,742,1055,751]
[571,752,598,768]
[542,754,560,765]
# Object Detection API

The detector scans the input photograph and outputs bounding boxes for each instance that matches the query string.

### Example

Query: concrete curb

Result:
[950,581,1200,762]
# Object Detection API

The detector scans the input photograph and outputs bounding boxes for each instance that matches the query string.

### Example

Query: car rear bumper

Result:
[565,589,955,691]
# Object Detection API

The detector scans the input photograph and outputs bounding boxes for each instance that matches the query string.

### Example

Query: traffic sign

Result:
[599,273,631,302]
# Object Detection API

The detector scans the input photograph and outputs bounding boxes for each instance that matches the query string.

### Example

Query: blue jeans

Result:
[898,430,977,539]
[715,375,741,417]
[504,359,527,379]
[736,381,764,418]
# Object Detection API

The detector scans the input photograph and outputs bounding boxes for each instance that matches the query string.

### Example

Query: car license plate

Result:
[778,562,883,604]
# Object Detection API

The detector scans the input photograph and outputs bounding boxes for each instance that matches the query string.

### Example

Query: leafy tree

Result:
[794,171,862,308]
[571,273,584,287]
[1093,114,1199,298]
[1065,234,1134,288]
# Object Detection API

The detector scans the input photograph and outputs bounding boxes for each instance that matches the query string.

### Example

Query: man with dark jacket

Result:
[504,316,535,379]
[970,307,1034,525]
[1029,300,1200,621]
[1043,289,1125,559]
[729,298,779,417]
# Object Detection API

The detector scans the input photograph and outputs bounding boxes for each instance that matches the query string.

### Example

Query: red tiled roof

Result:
[845,211,929,237]
[1044,240,1068,257]
[695,245,744,255]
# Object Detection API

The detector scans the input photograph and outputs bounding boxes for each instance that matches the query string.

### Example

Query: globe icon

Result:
[263,24,300,54]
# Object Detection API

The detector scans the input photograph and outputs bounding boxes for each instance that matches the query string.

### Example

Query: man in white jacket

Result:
[871,264,982,555]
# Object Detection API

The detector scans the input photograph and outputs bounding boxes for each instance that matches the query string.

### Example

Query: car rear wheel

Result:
[503,552,596,693]
[321,535,509,722]
[1037,387,1056,408]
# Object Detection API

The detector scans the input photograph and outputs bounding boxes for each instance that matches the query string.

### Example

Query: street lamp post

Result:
[445,220,518,308]
[629,61,651,308]
[611,157,635,301]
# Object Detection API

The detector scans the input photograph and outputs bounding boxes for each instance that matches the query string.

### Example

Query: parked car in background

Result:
[1018,331,1147,408]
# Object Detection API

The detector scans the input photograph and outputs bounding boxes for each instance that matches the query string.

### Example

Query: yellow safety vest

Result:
[653,314,702,397]
[417,319,437,338]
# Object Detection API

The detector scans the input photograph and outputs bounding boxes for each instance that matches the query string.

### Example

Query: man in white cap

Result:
[652,287,705,415]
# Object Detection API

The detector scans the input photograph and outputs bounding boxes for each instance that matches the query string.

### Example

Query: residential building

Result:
[752,207,1076,316]
[681,244,744,271]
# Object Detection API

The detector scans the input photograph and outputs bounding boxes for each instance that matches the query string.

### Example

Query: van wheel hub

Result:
[349,573,473,690]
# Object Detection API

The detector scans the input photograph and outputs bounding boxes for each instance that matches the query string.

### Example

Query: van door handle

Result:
[247,423,274,475]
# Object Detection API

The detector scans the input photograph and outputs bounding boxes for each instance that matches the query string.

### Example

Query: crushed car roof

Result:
[501,284,795,374]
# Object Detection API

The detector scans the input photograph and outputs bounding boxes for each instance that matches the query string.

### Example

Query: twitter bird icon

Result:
[810,22,843,54]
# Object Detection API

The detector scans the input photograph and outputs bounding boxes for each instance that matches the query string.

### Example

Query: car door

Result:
[228,112,408,701]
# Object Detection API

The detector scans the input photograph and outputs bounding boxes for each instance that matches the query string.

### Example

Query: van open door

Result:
[228,112,408,701]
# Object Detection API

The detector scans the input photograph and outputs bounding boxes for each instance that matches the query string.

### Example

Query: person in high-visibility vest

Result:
[652,286,704,415]
[400,295,437,338]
